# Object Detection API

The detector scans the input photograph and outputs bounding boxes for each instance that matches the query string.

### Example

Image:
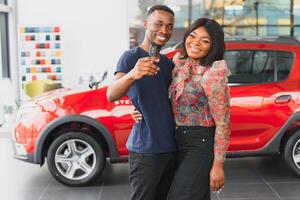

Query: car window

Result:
[276,51,293,81]
[225,50,293,84]
[252,51,269,74]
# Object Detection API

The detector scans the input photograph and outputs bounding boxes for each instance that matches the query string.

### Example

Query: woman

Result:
[133,18,230,200]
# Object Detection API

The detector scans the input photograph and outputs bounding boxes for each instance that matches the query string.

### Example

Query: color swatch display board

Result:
[18,26,62,100]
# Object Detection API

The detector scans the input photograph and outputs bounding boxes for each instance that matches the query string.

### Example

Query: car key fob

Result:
[149,43,159,57]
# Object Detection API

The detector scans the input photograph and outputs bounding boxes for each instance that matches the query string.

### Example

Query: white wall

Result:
[12,0,129,94]
[0,30,3,78]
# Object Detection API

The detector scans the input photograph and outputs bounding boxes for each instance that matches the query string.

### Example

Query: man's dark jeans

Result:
[129,151,176,200]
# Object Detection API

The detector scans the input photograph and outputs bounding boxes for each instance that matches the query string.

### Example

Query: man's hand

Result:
[107,57,160,102]
[128,57,160,80]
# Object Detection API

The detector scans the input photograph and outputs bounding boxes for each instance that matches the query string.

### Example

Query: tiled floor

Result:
[1,131,300,200]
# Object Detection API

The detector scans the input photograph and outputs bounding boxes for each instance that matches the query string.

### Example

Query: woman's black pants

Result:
[168,126,216,200]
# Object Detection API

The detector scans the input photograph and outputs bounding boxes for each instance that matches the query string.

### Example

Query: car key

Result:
[149,43,159,57]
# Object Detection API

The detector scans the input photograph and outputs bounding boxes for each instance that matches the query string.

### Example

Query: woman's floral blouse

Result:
[169,53,231,161]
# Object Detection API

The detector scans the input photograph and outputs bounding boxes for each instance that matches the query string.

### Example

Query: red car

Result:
[12,36,300,186]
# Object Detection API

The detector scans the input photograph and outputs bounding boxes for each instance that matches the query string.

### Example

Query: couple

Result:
[107,4,230,200]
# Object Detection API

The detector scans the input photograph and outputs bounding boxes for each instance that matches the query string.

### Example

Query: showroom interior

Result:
[1,0,300,199]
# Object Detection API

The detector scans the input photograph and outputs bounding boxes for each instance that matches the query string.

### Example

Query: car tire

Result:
[283,130,300,177]
[47,131,105,186]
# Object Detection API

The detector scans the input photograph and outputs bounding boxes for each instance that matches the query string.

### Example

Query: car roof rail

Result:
[225,35,277,41]
[276,36,300,44]
[225,35,300,44]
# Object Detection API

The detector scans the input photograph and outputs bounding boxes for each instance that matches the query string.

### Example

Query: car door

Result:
[225,49,291,152]
[260,50,298,148]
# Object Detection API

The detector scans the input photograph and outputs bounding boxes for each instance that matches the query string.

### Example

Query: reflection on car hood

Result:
[21,85,105,107]
[32,87,89,101]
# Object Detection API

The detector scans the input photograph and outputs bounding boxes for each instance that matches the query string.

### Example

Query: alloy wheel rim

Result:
[54,139,96,180]
[292,138,300,170]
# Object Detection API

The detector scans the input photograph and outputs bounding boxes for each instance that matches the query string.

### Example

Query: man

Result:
[106,5,176,200]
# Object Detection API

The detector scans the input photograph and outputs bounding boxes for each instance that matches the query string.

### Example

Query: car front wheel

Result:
[283,130,300,177]
[47,131,105,186]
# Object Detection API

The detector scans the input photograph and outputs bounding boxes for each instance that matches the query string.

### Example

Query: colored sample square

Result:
[51,59,55,64]
[46,60,51,65]
[36,51,46,57]
[42,67,47,73]
[21,51,31,57]
[56,59,61,64]
[46,67,52,72]
[25,27,34,33]
[35,44,40,48]
[19,27,25,33]
[54,27,60,32]
[26,68,31,73]
[21,59,26,65]
[47,75,53,80]
[49,44,54,49]
[55,35,60,40]
[56,67,61,72]
[36,60,40,65]
[25,36,31,41]
[46,35,50,41]
[45,43,50,48]
[34,27,39,33]
[55,43,60,49]
[32,75,37,80]
[52,51,61,57]
[44,27,52,32]
[40,59,45,65]
[22,76,26,81]
[31,68,38,73]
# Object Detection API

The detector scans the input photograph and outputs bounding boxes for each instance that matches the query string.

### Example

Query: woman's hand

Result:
[210,159,225,193]
[131,109,142,123]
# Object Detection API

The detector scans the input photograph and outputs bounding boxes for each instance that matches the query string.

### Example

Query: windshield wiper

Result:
[89,81,102,89]
[88,70,108,89]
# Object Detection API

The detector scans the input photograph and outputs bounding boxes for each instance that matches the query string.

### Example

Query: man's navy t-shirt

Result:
[115,47,176,153]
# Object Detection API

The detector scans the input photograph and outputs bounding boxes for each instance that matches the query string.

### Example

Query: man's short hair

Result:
[147,5,175,17]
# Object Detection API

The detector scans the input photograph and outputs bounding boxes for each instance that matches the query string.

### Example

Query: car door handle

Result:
[275,95,292,104]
